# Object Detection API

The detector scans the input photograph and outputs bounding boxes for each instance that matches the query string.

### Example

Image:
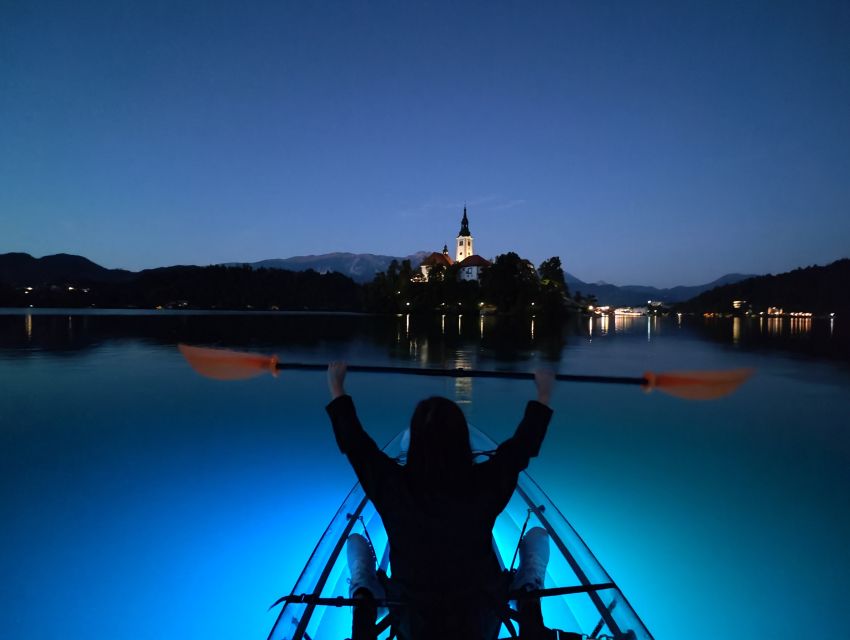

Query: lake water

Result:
[1,310,848,640]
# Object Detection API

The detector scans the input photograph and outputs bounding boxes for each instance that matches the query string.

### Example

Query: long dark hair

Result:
[405,396,473,483]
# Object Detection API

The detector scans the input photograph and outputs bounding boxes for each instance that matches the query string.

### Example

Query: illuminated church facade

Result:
[419,206,491,282]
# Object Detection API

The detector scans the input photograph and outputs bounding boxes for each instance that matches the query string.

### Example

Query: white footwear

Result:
[346,534,386,600]
[511,527,550,591]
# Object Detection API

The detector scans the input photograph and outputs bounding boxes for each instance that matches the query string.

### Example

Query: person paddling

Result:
[326,362,555,640]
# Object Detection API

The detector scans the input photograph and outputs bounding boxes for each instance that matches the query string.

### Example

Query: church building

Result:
[419,206,491,282]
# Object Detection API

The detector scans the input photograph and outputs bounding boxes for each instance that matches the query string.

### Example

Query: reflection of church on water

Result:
[394,311,487,406]
[392,312,550,409]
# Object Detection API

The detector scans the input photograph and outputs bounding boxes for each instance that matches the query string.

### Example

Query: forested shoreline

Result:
[0,253,574,315]
[1,252,847,315]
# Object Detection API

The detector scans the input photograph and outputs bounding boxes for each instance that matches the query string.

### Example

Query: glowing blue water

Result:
[1,311,848,639]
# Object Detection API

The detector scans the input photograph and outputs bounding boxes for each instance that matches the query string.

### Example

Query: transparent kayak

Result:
[268,425,653,640]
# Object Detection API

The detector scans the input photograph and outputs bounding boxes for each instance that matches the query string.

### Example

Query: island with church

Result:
[414,206,491,283]
[363,205,573,316]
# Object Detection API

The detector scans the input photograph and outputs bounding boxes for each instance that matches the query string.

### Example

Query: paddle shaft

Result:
[275,362,645,386]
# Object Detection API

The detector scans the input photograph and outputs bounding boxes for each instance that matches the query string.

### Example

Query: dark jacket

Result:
[326,395,552,607]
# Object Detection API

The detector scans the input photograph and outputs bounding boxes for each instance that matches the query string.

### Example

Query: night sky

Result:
[2,1,848,287]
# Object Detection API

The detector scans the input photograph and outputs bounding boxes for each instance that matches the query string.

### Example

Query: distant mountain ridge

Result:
[0,252,134,285]
[563,271,757,306]
[226,252,431,283]
[232,253,754,302]
[0,251,753,306]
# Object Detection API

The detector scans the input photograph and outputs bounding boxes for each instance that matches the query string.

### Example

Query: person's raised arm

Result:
[509,368,555,460]
[328,360,347,400]
[491,369,555,470]
[479,369,556,511]
[325,362,396,502]
[534,368,555,408]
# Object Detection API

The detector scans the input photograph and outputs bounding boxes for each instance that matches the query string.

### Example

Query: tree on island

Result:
[537,256,571,315]
[365,259,480,312]
[364,259,407,312]
[479,252,540,314]
[538,257,568,294]
[362,252,579,316]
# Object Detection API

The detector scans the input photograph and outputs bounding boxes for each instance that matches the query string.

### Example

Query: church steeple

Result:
[458,205,471,237]
[455,205,474,262]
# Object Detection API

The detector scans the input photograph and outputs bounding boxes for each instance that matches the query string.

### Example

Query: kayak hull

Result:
[268,425,653,640]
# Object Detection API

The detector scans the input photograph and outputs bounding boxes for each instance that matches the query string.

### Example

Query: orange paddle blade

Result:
[643,368,755,400]
[178,344,278,380]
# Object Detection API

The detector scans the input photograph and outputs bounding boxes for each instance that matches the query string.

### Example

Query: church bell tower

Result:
[455,206,473,262]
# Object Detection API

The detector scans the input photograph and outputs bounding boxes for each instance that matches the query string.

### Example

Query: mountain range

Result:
[224,252,430,284]
[562,272,757,307]
[1,251,756,307]
[229,253,755,306]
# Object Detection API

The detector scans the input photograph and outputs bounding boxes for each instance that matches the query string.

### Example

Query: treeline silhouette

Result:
[0,264,361,311]
[7,251,845,316]
[676,259,850,314]
[0,252,577,315]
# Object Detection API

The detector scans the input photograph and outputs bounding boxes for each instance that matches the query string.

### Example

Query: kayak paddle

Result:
[177,344,753,400]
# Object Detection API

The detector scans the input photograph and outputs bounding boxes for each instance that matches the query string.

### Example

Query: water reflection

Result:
[767,317,782,336]
[697,314,846,359]
[452,351,474,405]
[790,317,812,335]
[1,310,846,365]
[614,314,641,332]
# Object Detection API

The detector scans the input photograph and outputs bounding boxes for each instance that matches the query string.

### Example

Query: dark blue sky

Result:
[2,1,848,286]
